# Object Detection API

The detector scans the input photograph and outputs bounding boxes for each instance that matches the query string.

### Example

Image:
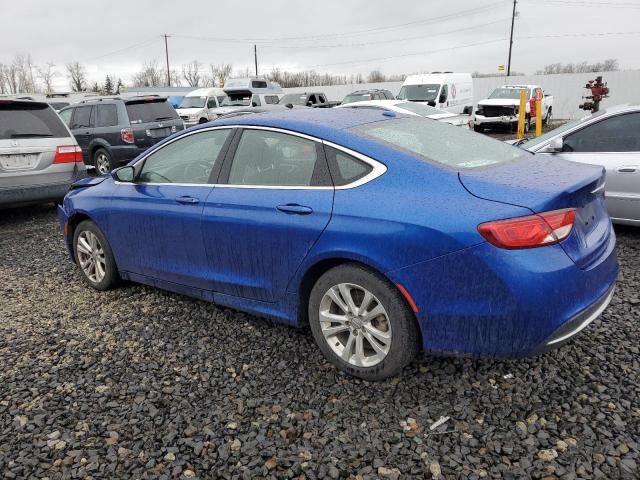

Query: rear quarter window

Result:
[353,117,527,169]
[0,103,69,139]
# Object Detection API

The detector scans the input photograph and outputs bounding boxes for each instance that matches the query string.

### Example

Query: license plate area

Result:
[0,154,38,170]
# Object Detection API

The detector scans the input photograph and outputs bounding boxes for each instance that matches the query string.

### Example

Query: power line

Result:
[520,30,640,39]
[171,1,508,45]
[80,37,158,63]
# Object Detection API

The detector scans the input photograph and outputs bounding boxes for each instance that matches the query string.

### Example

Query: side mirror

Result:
[548,137,564,152]
[251,102,258,107]
[112,165,135,182]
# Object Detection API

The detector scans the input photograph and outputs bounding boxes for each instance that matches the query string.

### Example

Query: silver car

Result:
[0,99,86,208]
[517,104,640,226]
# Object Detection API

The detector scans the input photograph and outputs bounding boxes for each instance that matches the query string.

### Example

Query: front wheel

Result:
[308,264,421,380]
[73,220,119,291]
[473,124,484,133]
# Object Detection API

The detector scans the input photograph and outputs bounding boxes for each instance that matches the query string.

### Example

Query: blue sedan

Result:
[58,109,618,380]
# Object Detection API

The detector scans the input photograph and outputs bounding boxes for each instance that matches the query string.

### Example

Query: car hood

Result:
[176,108,204,116]
[478,98,521,107]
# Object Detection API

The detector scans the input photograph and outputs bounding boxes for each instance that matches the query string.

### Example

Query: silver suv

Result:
[0,99,87,207]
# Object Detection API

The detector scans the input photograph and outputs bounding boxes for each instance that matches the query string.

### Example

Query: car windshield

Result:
[221,94,252,107]
[397,84,440,102]
[179,96,206,109]
[278,94,308,106]
[521,112,601,149]
[0,103,69,140]
[489,88,530,100]
[396,102,448,117]
[353,117,527,169]
[342,93,373,105]
[125,100,179,124]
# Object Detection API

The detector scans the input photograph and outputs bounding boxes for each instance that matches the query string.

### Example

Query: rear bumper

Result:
[0,168,87,207]
[388,229,618,358]
[529,285,615,355]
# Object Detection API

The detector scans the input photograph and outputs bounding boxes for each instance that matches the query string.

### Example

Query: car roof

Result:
[204,108,395,139]
[599,102,640,115]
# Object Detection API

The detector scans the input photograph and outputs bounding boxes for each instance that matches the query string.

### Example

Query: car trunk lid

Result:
[459,156,612,269]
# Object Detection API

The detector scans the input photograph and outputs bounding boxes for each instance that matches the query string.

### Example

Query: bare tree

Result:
[4,62,19,94]
[66,61,87,92]
[131,60,164,87]
[540,58,619,75]
[209,64,233,87]
[10,53,37,93]
[182,60,202,87]
[38,62,57,94]
[367,69,386,83]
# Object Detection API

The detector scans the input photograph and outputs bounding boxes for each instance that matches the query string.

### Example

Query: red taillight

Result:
[53,145,83,163]
[121,128,135,144]
[478,209,576,249]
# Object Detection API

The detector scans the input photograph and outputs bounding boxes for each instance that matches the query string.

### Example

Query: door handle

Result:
[276,204,313,215]
[175,196,200,205]
[617,166,638,173]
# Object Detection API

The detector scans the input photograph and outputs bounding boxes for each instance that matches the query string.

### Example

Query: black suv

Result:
[341,89,395,105]
[58,97,184,174]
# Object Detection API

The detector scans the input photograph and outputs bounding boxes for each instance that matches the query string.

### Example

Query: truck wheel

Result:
[93,148,115,175]
[524,116,531,133]
[473,125,484,133]
[544,109,552,127]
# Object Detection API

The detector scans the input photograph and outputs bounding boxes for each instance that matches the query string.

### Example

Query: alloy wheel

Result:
[76,231,106,283]
[95,153,110,175]
[319,283,392,367]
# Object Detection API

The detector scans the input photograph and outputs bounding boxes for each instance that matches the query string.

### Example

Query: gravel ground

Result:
[1,205,638,480]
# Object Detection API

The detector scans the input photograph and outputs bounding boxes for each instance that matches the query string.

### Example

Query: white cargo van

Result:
[176,87,227,127]
[210,78,283,116]
[397,73,473,114]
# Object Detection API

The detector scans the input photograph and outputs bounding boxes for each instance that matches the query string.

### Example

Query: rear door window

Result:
[0,103,69,139]
[96,104,118,127]
[227,129,328,186]
[126,100,178,124]
[70,106,93,129]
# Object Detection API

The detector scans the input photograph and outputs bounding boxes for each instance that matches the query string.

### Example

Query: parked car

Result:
[341,89,395,105]
[397,72,473,114]
[209,77,283,117]
[58,109,617,380]
[513,103,640,225]
[337,99,470,127]
[0,99,86,207]
[58,96,183,175]
[473,85,553,133]
[176,88,226,127]
[278,92,338,108]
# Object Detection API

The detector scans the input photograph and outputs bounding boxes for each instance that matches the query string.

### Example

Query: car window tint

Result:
[96,104,118,127]
[265,95,280,105]
[354,117,526,169]
[58,109,73,126]
[138,129,230,184]
[0,103,69,139]
[71,106,92,129]
[228,130,319,186]
[326,146,372,186]
[563,113,640,152]
[126,100,178,124]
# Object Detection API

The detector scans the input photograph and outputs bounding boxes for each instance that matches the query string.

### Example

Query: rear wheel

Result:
[308,264,421,380]
[73,220,119,291]
[93,148,115,175]
[473,124,484,133]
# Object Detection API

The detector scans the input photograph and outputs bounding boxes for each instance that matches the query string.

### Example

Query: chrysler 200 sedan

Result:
[58,109,618,380]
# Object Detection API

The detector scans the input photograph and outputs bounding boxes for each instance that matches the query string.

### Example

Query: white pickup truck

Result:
[472,85,553,133]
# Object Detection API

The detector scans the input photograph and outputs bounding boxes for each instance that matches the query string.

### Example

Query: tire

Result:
[524,116,531,133]
[73,220,119,291]
[93,148,115,175]
[473,124,484,133]
[544,108,552,127]
[308,264,421,381]
[198,118,208,124]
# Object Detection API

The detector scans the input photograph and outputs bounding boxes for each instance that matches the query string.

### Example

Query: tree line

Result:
[0,52,621,95]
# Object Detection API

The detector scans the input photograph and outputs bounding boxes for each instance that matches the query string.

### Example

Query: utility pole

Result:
[163,34,171,86]
[507,0,517,76]
[254,44,258,76]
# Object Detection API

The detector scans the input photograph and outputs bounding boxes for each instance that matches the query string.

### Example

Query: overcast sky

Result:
[2,0,639,90]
